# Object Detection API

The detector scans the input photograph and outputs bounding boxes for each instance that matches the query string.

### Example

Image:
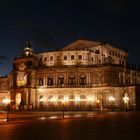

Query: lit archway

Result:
[39,95,44,109]
[80,95,87,110]
[48,95,54,110]
[15,93,21,110]
[123,93,129,110]
[69,95,75,110]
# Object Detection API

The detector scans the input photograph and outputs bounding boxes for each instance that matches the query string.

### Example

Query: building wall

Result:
[0,77,10,109]
[0,40,139,111]
[24,86,136,110]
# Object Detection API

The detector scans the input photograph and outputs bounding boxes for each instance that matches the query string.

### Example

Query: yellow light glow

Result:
[61,99,65,103]
[87,97,93,102]
[96,99,100,103]
[53,98,57,102]
[39,98,46,102]
[48,98,57,102]
[64,97,68,102]
[109,96,115,102]
[123,96,129,103]
[3,99,11,104]
[75,97,80,102]
[25,51,30,56]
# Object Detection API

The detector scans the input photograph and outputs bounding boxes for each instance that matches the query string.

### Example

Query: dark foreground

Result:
[0,111,140,140]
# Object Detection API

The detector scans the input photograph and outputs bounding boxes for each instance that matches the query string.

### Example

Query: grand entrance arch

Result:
[15,93,21,110]
[123,93,130,111]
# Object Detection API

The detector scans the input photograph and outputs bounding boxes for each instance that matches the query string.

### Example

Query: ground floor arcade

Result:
[8,86,137,111]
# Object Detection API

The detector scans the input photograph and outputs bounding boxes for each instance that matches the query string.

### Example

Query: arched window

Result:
[39,95,43,100]
[58,95,64,100]
[69,95,75,101]
[48,95,53,100]
[58,75,64,86]
[79,75,86,85]
[38,77,44,86]
[69,95,75,99]
[80,95,86,100]
[68,75,76,85]
[39,95,44,109]
[47,76,53,86]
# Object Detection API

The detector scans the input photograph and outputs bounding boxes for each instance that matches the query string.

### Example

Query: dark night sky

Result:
[0,0,140,76]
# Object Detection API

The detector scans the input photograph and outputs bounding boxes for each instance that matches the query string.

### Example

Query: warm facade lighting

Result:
[64,97,69,102]
[3,99,11,104]
[123,96,129,103]
[48,98,57,102]
[96,99,100,103]
[109,96,115,102]
[39,98,46,102]
[1,39,140,111]
[75,97,80,102]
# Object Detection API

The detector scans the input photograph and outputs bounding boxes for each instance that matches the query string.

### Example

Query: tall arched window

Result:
[48,95,53,100]
[58,75,64,86]
[38,77,44,86]
[47,76,53,86]
[68,75,76,85]
[39,95,44,109]
[58,95,64,101]
[80,95,86,100]
[69,95,75,100]
[79,75,86,85]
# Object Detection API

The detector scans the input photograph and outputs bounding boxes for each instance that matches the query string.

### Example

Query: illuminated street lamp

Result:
[2,99,11,122]
[109,96,115,111]
[123,96,129,111]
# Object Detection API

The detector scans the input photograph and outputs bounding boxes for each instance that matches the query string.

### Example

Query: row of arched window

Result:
[38,75,86,86]
[39,94,86,101]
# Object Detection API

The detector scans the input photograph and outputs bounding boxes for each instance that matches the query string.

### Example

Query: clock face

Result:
[19,63,26,70]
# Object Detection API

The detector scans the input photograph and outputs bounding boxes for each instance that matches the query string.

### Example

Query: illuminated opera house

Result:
[0,39,140,111]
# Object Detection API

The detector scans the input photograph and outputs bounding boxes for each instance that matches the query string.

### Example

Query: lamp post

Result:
[2,99,11,122]
[61,97,68,118]
[109,96,115,111]
[123,96,129,111]
[62,100,65,118]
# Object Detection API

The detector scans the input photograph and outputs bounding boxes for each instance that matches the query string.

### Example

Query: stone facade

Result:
[0,39,140,111]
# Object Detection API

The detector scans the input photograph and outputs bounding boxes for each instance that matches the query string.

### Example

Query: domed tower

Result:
[22,41,33,57]
[11,41,37,110]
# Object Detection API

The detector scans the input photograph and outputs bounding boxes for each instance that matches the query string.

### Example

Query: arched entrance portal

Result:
[15,93,21,110]
[123,93,129,111]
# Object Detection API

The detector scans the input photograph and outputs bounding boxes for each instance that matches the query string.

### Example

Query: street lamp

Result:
[61,100,64,118]
[123,96,129,111]
[2,99,11,122]
[109,96,115,111]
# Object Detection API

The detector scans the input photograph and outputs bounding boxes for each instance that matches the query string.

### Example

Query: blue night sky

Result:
[0,0,140,76]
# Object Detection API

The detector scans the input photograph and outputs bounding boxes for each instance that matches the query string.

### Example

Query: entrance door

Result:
[15,93,21,110]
